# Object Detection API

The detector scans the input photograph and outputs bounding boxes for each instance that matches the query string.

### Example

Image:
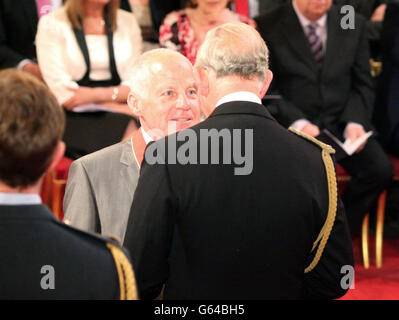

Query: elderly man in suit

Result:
[123,22,354,300]
[255,0,393,235]
[63,49,201,242]
[0,69,136,299]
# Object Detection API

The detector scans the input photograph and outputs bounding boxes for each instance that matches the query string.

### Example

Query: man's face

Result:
[133,57,201,139]
[295,0,332,21]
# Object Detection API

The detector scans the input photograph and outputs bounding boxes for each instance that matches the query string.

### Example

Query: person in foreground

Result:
[123,22,354,300]
[0,69,137,299]
[63,48,201,242]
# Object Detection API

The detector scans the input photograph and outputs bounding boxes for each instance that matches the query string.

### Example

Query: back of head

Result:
[0,69,65,189]
[195,22,269,82]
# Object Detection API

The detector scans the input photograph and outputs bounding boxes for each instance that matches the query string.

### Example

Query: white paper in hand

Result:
[323,129,373,155]
[342,131,373,155]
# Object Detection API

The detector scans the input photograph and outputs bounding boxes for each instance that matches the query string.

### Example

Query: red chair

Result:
[40,157,73,221]
[336,164,387,269]
[337,155,399,269]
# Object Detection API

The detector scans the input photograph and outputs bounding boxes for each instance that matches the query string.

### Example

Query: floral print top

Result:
[159,9,257,64]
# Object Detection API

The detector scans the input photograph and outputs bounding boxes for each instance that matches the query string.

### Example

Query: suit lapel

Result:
[320,7,343,78]
[119,139,140,201]
[281,4,318,74]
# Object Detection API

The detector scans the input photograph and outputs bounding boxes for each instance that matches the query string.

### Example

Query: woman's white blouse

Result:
[36,7,142,105]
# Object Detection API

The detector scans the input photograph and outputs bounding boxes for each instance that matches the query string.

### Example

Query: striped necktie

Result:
[307,23,323,68]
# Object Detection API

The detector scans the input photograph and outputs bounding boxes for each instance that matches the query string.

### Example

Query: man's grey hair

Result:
[195,22,269,82]
[128,48,192,97]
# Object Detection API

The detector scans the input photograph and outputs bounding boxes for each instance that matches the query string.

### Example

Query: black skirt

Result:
[63,110,138,159]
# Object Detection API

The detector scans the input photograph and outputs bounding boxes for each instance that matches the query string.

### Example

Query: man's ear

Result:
[127,92,141,118]
[259,69,273,98]
[195,66,210,98]
[47,141,65,172]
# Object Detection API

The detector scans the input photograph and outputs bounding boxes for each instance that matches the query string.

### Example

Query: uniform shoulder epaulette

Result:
[289,127,335,155]
[105,238,138,300]
[55,219,138,300]
[289,128,338,274]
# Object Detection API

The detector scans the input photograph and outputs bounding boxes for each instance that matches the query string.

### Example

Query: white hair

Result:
[128,48,192,97]
[195,22,269,82]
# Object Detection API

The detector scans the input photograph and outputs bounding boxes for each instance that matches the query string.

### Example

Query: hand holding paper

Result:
[343,131,373,155]
[345,124,368,153]
[316,129,373,161]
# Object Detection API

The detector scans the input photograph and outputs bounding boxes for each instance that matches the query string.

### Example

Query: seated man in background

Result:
[63,49,201,242]
[0,69,136,299]
[123,22,354,300]
[255,0,393,235]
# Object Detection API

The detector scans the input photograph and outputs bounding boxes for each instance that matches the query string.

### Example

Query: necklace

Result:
[84,17,106,34]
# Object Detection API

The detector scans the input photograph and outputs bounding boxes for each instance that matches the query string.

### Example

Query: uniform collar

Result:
[216,91,262,108]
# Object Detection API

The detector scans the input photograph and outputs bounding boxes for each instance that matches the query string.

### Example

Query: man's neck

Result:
[0,181,42,195]
[207,77,262,114]
[292,0,327,23]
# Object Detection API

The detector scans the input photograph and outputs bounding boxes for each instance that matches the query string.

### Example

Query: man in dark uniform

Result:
[123,22,354,300]
[0,69,137,300]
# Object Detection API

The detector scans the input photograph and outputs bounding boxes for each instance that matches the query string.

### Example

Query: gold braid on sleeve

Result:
[288,128,338,274]
[106,243,138,300]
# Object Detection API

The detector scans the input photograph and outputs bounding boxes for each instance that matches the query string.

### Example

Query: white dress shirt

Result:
[216,91,262,108]
[141,127,154,145]
[292,0,327,55]
[36,7,142,105]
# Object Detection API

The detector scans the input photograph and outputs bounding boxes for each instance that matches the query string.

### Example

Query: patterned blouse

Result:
[159,9,257,64]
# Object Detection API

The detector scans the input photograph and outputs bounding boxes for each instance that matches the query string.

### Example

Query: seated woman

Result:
[36,0,142,159]
[159,0,256,64]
